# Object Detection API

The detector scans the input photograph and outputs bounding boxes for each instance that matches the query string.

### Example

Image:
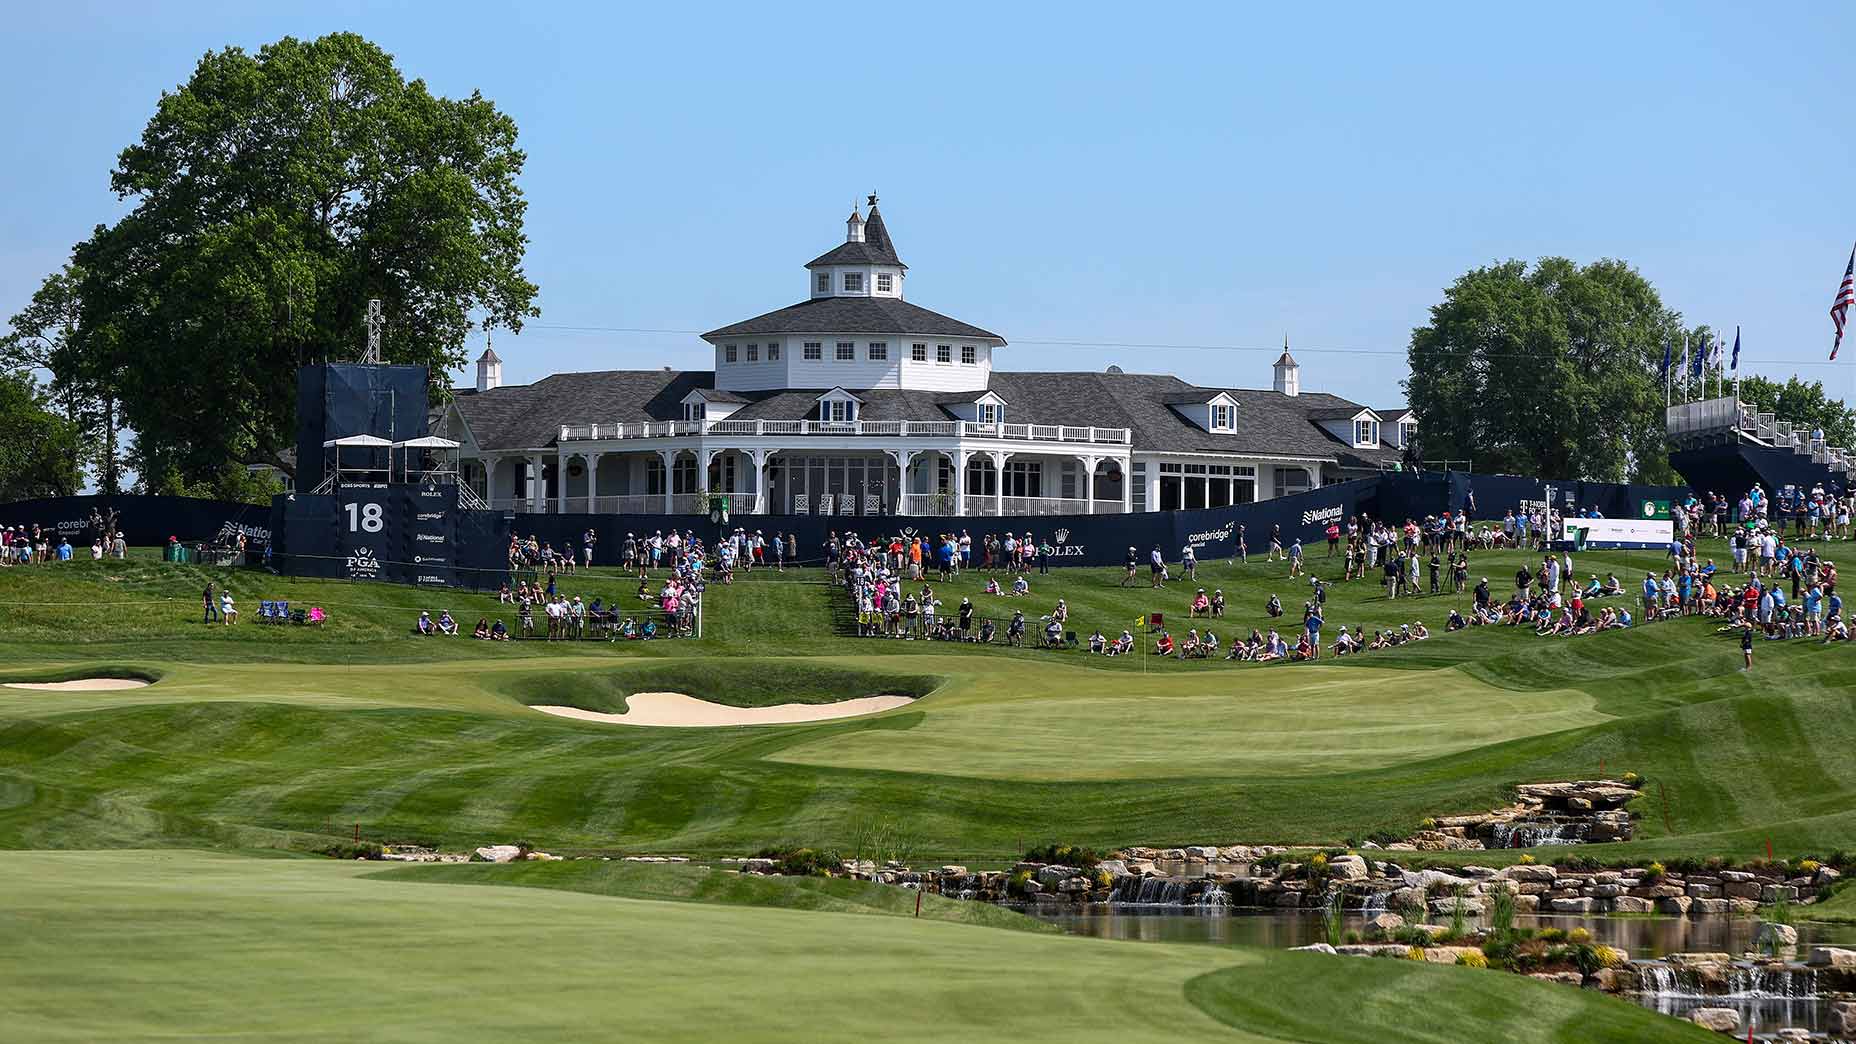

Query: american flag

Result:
[1833,244,1856,361]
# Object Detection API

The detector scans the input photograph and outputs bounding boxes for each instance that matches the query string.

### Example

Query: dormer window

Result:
[843,272,864,293]
[911,343,927,362]
[1211,404,1234,431]
[835,341,855,361]
[724,344,737,363]
[767,342,781,361]
[868,342,888,361]
[803,341,822,360]
[1354,419,1380,446]
[684,402,706,422]
[979,403,1002,424]
[820,399,856,422]
[1401,420,1417,446]
[816,272,830,293]
[876,272,893,293]
[746,344,758,362]
[936,344,952,364]
[962,345,976,365]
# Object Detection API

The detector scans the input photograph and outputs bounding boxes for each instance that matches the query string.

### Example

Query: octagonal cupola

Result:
[807,193,906,300]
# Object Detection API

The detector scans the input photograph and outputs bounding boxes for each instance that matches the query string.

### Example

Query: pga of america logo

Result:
[345,546,380,579]
[1300,505,1344,527]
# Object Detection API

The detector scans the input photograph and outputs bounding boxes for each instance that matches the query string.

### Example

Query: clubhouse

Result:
[446,197,1413,518]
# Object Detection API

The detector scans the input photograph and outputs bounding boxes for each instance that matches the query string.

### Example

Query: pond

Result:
[1021,905,1856,1035]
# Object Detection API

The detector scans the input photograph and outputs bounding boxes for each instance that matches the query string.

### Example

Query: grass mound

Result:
[496,659,940,713]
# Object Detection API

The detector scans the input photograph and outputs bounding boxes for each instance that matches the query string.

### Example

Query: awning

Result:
[323,434,394,448]
[392,436,461,449]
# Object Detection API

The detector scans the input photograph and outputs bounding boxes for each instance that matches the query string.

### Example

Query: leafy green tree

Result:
[0,370,84,500]
[1,263,123,492]
[1405,257,1688,483]
[63,32,537,485]
[1733,374,1856,448]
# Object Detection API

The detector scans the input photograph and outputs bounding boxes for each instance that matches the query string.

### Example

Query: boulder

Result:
[1500,864,1558,884]
[1753,922,1799,950]
[1728,898,1759,915]
[473,845,522,863]
[1830,1000,1856,1038]
[1689,898,1731,916]
[1722,879,1762,900]
[1586,883,1623,899]
[1664,952,1733,968]
[1760,883,1797,905]
[1404,868,1475,891]
[1686,1008,1740,1034]
[1528,971,1584,985]
[1289,943,1337,954]
[1511,894,1540,913]
[1421,946,1485,964]
[1593,966,1639,993]
[1808,946,1856,970]
[1093,860,1127,877]
[1686,881,1720,899]
[1655,895,1692,916]
[1183,845,1220,860]
[1428,897,1485,916]
[1717,869,1755,882]
[1125,860,1158,877]
[1365,912,1406,936]
[1328,855,1370,881]
[1410,923,1453,940]
[1275,890,1305,907]
[1388,886,1428,912]
[1036,865,1079,887]
[1611,896,1654,914]
[1335,944,1410,958]
[1548,897,1598,913]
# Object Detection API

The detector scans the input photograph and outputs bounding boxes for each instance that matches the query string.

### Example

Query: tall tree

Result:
[1,263,122,492]
[0,370,84,501]
[1405,257,1685,483]
[65,32,537,486]
[1734,374,1856,448]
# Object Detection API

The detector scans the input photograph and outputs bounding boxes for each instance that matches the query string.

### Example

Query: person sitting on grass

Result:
[1050,598,1068,626]
[1180,629,1200,658]
[1256,629,1286,662]
[487,618,507,641]
[1210,589,1226,617]
[1289,632,1314,661]
[438,610,459,636]
[498,583,512,604]
[1826,613,1850,642]
[1153,629,1175,657]
[473,617,491,640]
[1011,574,1030,597]
[1088,629,1107,653]
[1190,588,1211,618]
[1265,593,1283,618]
[417,610,435,635]
[1201,630,1220,657]
[1445,608,1467,632]
[1368,630,1392,651]
[978,618,997,644]
[1332,626,1356,656]
[1043,616,1064,648]
[983,577,1003,596]
[1006,610,1025,647]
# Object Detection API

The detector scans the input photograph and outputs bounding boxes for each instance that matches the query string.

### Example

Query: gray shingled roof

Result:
[451,365,1404,468]
[806,205,906,269]
[702,296,1001,341]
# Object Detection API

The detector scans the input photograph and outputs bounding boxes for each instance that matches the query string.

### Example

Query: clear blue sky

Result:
[6,2,1852,408]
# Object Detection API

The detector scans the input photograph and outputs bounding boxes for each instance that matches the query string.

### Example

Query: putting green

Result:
[770,661,1609,780]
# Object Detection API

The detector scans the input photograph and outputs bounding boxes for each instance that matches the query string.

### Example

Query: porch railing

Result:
[557,418,1131,446]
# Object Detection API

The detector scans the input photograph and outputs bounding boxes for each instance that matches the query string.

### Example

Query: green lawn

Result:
[1,543,1853,862]
[0,850,1712,1043]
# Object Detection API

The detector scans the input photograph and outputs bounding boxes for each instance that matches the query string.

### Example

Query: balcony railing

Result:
[557,418,1131,446]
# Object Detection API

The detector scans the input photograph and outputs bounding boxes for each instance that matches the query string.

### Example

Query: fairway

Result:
[0,851,1711,1043]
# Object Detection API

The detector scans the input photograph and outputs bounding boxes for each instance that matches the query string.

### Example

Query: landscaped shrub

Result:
[1643,861,1666,882]
[1567,927,1592,945]
[1594,945,1627,969]
[754,846,842,877]
[1007,869,1034,897]
[1021,844,1102,869]
[316,841,383,860]
[1455,950,1488,968]
[1406,946,1427,961]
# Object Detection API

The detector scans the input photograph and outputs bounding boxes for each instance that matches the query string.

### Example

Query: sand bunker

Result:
[4,678,150,692]
[532,691,914,728]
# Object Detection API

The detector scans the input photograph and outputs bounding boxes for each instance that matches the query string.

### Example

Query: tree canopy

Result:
[1404,257,1697,484]
[60,32,537,489]
[0,370,84,501]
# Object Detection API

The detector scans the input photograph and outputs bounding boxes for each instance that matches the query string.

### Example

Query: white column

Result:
[1144,459,1162,512]
[700,450,718,515]
[954,450,971,517]
[527,454,544,512]
[659,450,676,515]
[1078,455,1098,514]
[989,451,1006,516]
[481,456,499,505]
[1121,459,1133,514]
[890,450,915,513]
[585,453,600,513]
[556,452,570,514]
[750,449,771,515]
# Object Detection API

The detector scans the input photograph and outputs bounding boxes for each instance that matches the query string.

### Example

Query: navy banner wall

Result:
[0,493,270,547]
[267,486,512,589]
[294,363,431,493]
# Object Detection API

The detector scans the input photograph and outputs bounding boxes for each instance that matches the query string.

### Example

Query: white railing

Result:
[902,493,958,517]
[1000,496,1091,516]
[557,418,1131,446]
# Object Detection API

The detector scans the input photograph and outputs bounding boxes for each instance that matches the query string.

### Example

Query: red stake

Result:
[1766,837,1773,861]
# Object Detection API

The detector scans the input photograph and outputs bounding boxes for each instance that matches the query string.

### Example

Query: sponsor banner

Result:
[1563,518,1674,549]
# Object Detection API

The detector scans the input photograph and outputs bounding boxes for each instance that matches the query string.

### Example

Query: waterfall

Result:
[1490,820,1591,848]
[1634,962,1820,1000]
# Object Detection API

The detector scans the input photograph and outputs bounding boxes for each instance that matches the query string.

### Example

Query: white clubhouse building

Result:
[447,197,1412,517]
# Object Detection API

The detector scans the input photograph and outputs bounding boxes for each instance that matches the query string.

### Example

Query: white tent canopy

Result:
[323,434,394,448]
[392,436,460,449]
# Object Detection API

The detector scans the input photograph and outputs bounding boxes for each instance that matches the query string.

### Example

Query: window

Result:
[1275,467,1312,495]
[961,345,976,365]
[1354,419,1379,446]
[820,399,856,423]
[746,344,758,362]
[876,272,893,293]
[683,401,706,422]
[911,343,927,362]
[868,342,888,361]
[1004,460,1042,498]
[835,341,855,361]
[767,341,781,361]
[803,341,822,361]
[964,458,997,496]
[1131,462,1147,512]
[816,272,830,293]
[724,344,737,363]
[936,344,951,364]
[979,403,1000,424]
[646,457,666,497]
[1211,404,1234,430]
[1401,421,1418,446]
[843,272,864,293]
